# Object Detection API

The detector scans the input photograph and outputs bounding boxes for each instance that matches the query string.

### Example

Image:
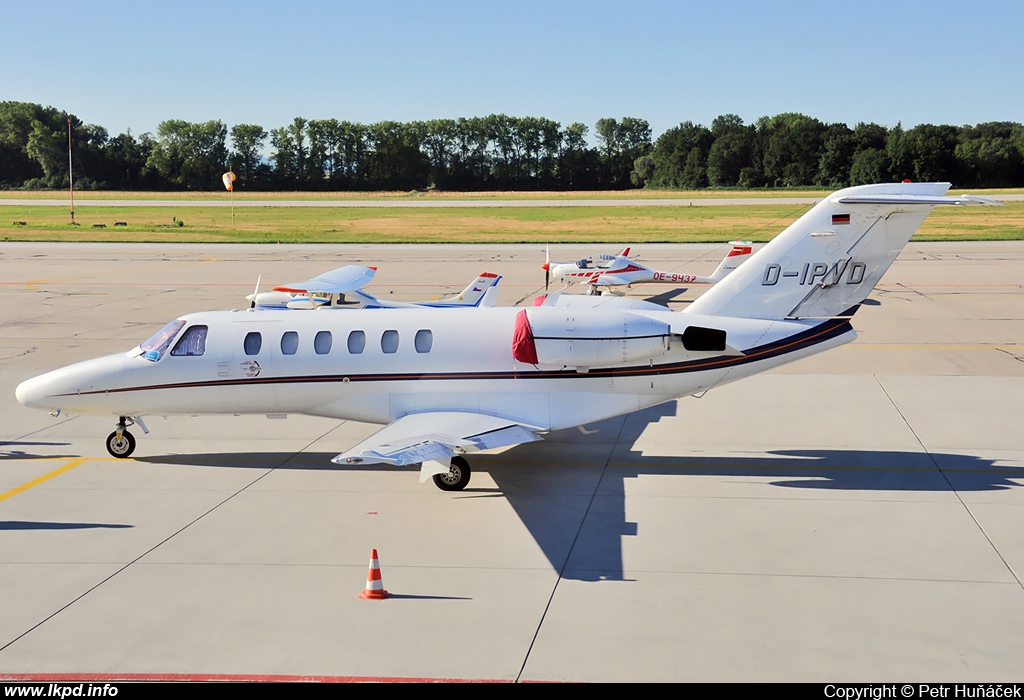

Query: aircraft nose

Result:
[16,374,49,409]
[541,262,550,271]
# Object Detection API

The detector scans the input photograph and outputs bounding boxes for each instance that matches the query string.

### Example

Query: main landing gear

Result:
[432,455,471,491]
[106,416,144,458]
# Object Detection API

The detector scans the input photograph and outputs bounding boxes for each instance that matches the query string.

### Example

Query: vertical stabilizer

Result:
[428,272,501,307]
[685,183,997,320]
[706,240,754,282]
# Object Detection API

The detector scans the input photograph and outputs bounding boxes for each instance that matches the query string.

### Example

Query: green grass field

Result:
[1,192,1021,243]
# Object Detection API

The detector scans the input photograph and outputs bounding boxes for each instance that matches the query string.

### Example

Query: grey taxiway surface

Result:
[1,242,1022,682]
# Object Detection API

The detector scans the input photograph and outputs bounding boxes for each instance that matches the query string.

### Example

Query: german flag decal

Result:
[832,213,851,225]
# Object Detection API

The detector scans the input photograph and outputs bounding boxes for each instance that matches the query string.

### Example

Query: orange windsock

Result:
[222,171,236,191]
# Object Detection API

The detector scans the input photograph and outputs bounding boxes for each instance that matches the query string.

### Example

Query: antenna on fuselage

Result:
[250,275,261,310]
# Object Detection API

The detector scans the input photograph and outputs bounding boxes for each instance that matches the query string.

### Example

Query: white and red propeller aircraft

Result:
[541,242,753,294]
[246,265,501,310]
[16,183,997,491]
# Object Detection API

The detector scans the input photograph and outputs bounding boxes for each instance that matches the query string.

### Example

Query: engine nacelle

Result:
[513,308,672,369]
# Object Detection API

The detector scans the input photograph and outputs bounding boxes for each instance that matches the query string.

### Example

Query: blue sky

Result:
[4,0,1022,143]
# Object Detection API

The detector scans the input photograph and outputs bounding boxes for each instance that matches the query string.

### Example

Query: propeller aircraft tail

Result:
[706,241,753,283]
[423,272,501,307]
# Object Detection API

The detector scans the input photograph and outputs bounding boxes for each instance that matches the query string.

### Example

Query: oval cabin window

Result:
[244,331,262,356]
[347,330,365,354]
[280,331,298,355]
[415,329,432,353]
[314,331,332,355]
[381,330,399,354]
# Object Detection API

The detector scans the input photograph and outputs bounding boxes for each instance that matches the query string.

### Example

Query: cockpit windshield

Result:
[574,256,615,270]
[139,319,186,361]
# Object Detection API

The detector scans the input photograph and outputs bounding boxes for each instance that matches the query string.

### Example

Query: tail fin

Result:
[686,183,999,321]
[706,240,754,282]
[429,272,501,308]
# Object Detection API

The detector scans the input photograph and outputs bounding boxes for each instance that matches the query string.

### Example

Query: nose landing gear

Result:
[106,416,145,458]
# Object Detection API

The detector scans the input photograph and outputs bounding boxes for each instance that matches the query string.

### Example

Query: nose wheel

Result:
[106,416,141,458]
[432,455,471,491]
[106,429,136,458]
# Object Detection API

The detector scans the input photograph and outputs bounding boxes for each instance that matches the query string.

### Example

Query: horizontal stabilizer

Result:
[836,193,1001,206]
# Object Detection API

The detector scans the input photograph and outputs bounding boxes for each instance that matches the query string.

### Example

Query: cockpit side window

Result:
[170,326,209,356]
[141,319,186,361]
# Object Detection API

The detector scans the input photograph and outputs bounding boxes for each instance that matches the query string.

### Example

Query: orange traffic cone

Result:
[358,548,389,600]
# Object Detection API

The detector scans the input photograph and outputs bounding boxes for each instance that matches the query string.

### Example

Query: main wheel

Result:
[106,430,136,458]
[432,455,471,491]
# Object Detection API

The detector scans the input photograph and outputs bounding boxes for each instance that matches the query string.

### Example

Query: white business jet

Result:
[542,242,753,294]
[16,183,997,491]
[246,265,501,310]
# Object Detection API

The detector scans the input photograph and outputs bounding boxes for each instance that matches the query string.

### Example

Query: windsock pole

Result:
[222,171,237,228]
[68,117,75,225]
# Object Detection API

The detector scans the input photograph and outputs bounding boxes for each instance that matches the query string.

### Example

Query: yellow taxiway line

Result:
[0,458,89,503]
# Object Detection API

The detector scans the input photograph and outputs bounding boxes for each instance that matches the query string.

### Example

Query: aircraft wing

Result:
[332,411,542,481]
[594,273,633,287]
[273,265,377,294]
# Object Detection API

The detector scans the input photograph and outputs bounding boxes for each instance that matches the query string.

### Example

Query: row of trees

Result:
[3,101,1023,191]
[634,113,1024,189]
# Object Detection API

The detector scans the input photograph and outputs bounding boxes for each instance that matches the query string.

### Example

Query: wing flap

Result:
[332,411,542,468]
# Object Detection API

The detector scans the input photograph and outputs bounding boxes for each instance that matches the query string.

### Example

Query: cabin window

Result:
[315,330,332,355]
[414,329,432,353]
[170,325,208,357]
[347,330,365,354]
[244,332,262,356]
[381,330,399,354]
[140,319,186,361]
[280,331,298,355]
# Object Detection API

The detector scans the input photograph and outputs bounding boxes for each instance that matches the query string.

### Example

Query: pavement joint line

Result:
[874,375,1024,591]
[0,415,79,449]
[515,426,622,683]
[0,428,336,655]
